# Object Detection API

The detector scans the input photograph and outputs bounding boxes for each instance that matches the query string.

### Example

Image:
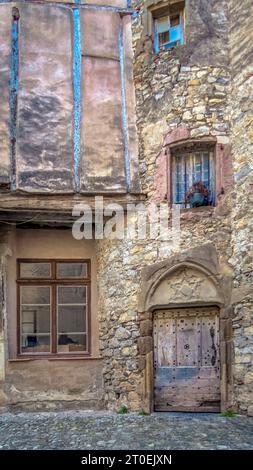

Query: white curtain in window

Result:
[172,151,215,208]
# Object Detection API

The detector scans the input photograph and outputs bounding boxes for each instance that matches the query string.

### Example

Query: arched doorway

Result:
[153,305,220,412]
[138,244,233,413]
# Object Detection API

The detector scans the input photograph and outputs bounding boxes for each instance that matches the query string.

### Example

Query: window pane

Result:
[20,262,51,279]
[57,333,86,353]
[58,306,86,333]
[172,150,214,208]
[22,306,50,334]
[57,262,87,279]
[58,286,86,304]
[21,286,50,305]
[170,15,180,27]
[21,334,50,353]
[159,31,169,46]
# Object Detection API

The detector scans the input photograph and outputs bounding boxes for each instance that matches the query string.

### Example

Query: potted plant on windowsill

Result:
[185,181,209,208]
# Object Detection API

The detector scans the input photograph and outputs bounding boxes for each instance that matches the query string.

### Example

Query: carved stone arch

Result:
[137,243,233,413]
[146,261,225,312]
[138,243,230,314]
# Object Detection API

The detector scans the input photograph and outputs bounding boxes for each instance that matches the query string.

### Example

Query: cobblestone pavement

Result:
[0,411,252,450]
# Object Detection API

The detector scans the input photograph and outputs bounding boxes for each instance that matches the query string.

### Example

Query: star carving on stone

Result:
[167,269,204,300]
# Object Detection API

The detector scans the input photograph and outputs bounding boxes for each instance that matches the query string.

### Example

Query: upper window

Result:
[152,2,185,53]
[17,260,90,356]
[171,145,215,209]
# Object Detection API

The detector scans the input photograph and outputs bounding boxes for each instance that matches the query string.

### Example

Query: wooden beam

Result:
[0,192,146,225]
[0,192,146,212]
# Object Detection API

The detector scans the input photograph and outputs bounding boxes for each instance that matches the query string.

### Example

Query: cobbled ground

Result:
[0,411,252,450]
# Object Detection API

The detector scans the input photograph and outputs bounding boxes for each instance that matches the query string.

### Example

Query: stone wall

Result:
[95,0,235,412]
[229,0,253,416]
[135,0,229,67]
[132,0,231,199]
[0,0,252,415]
[96,212,234,411]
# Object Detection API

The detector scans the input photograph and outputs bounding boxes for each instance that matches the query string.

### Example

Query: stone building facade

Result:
[229,0,253,416]
[0,0,252,416]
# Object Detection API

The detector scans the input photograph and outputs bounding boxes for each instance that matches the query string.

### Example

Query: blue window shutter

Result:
[170,25,181,43]
[154,11,184,52]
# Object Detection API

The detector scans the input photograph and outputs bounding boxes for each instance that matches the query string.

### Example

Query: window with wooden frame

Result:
[171,143,215,209]
[152,1,185,53]
[17,260,90,356]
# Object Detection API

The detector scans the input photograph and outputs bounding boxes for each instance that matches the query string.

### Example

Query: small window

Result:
[153,9,184,53]
[17,260,90,356]
[171,147,215,209]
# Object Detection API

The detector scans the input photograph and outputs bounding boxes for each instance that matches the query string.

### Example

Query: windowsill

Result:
[179,205,215,214]
[9,355,103,362]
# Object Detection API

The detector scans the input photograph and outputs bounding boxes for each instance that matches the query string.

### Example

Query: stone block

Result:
[189,79,200,86]
[247,405,253,417]
[137,337,152,355]
[140,320,152,337]
[0,388,7,407]
[245,372,253,385]
[138,356,146,372]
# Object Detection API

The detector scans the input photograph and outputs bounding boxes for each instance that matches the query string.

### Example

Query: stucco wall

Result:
[3,228,104,410]
[0,1,139,194]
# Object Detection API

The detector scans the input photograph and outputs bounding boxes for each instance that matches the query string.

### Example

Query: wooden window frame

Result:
[166,139,217,209]
[153,128,233,214]
[154,11,184,53]
[148,1,185,53]
[17,259,91,359]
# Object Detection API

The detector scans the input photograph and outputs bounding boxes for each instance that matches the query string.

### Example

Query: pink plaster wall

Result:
[152,126,190,203]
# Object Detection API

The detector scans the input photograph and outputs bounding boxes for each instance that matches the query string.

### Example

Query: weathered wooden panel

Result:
[80,10,126,192]
[0,6,12,184]
[16,5,74,193]
[201,314,219,367]
[155,373,220,412]
[154,317,176,367]
[176,316,199,367]
[154,307,220,412]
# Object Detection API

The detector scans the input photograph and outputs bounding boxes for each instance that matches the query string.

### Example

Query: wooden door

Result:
[154,307,220,412]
